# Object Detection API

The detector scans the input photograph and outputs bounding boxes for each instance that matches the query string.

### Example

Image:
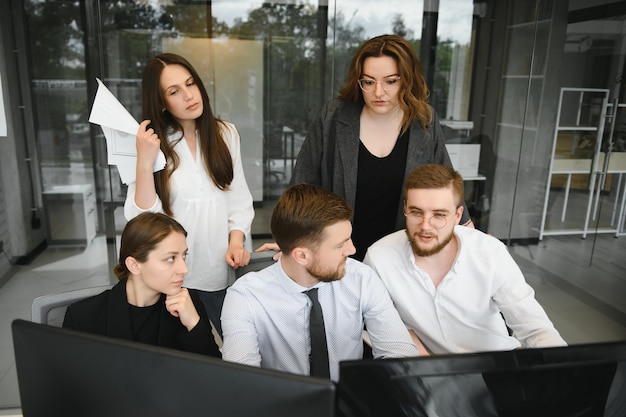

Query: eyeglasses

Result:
[358,77,401,93]
[403,209,449,229]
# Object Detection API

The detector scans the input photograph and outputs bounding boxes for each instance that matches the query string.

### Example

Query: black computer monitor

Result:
[12,319,335,417]
[338,342,626,417]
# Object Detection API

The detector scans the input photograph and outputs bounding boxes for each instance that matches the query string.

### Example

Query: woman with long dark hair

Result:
[124,53,254,337]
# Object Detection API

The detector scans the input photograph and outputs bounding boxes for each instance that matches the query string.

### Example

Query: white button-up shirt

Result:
[364,226,567,354]
[221,258,420,381]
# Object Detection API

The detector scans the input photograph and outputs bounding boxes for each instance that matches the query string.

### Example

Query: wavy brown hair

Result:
[142,53,234,216]
[114,212,187,280]
[337,34,432,133]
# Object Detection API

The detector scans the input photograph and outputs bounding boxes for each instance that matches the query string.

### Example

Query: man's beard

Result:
[406,228,454,257]
[307,258,346,282]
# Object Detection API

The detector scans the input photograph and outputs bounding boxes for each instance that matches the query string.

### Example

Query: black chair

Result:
[235,250,278,279]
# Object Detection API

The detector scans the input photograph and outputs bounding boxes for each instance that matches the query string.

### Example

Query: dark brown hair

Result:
[114,212,187,280]
[142,53,233,216]
[337,34,432,134]
[403,164,464,207]
[271,184,353,254]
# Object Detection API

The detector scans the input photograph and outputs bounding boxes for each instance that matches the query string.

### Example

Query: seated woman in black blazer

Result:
[63,212,220,357]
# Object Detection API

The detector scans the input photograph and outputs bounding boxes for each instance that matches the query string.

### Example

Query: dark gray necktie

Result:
[304,287,330,378]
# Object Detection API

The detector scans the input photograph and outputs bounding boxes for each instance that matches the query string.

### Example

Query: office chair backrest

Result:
[31,285,113,326]
[31,252,277,326]
[235,251,278,279]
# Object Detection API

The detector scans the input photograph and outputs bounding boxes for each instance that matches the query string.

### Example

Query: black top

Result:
[63,279,220,357]
[129,303,160,345]
[352,129,409,261]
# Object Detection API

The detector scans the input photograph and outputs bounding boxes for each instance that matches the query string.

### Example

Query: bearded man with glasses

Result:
[364,164,567,355]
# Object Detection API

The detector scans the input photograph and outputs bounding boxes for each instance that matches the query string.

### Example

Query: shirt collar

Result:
[275,261,327,294]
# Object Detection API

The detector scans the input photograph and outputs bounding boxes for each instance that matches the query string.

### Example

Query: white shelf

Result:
[502,75,544,79]
[556,126,598,131]
[497,123,538,130]
[539,87,626,240]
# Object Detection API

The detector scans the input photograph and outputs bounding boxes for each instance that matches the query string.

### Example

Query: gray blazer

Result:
[291,99,471,230]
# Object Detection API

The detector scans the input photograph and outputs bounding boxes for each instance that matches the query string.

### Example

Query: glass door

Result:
[538,2,626,265]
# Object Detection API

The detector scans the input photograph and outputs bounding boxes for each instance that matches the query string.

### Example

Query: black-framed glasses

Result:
[357,77,401,93]
[403,209,449,229]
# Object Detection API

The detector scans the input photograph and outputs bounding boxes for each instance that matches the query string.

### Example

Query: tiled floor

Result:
[509,234,626,345]
[1,232,626,411]
[0,237,115,410]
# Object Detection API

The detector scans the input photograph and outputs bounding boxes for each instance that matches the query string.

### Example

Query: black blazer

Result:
[292,99,472,230]
[63,280,220,358]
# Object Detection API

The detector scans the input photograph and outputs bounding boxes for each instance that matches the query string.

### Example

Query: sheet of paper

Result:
[89,78,165,184]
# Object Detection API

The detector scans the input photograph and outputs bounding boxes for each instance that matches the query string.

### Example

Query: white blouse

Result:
[124,121,254,291]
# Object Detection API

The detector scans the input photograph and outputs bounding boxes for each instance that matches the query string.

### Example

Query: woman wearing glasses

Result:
[291,34,473,260]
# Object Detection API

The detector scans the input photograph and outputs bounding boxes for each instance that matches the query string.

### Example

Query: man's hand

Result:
[255,242,281,261]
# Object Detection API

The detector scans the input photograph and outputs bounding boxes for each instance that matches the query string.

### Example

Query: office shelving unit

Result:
[539,87,626,239]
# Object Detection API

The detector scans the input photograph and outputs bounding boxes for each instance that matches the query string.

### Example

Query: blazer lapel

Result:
[335,102,362,208]
[404,121,429,178]
[106,280,134,340]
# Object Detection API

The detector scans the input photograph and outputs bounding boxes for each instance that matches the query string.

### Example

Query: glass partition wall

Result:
[1,0,626,409]
[21,0,480,250]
